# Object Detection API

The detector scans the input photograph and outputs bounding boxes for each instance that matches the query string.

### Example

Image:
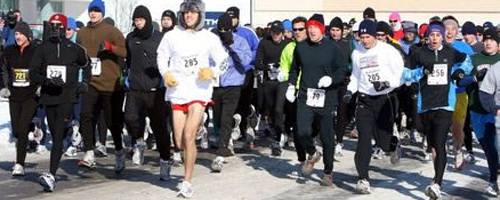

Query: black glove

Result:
[372,81,390,92]
[342,76,351,86]
[46,77,64,87]
[342,91,352,104]
[451,69,465,82]
[77,82,88,94]
[424,65,434,75]
[476,69,488,82]
[219,31,234,48]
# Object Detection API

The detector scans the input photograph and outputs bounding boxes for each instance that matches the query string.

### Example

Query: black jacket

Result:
[1,43,39,101]
[255,37,290,80]
[289,38,347,107]
[30,39,89,105]
[125,30,163,91]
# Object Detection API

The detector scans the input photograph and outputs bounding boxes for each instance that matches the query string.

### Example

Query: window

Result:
[0,0,18,14]
[37,0,63,24]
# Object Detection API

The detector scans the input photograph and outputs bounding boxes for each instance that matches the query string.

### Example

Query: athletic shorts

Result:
[452,92,468,123]
[172,100,210,113]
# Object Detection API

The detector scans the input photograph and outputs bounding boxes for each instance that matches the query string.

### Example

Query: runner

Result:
[287,13,347,186]
[404,21,472,199]
[30,13,89,192]
[0,22,39,176]
[345,19,404,194]
[157,0,228,197]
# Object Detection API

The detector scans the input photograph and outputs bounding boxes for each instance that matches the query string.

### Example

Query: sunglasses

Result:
[389,20,398,23]
[377,33,386,37]
[293,27,305,32]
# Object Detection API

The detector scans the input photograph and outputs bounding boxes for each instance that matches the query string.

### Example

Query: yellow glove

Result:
[198,67,214,81]
[163,72,178,86]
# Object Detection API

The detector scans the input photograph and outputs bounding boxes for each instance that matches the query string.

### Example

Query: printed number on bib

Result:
[90,58,102,76]
[184,57,199,68]
[367,71,380,83]
[13,68,30,87]
[306,88,325,108]
[427,64,447,85]
[46,65,67,83]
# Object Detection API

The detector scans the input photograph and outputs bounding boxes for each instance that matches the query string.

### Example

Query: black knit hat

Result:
[309,14,324,25]
[270,20,284,32]
[162,10,177,26]
[476,25,484,34]
[329,17,343,31]
[360,19,377,37]
[363,7,375,20]
[217,13,232,31]
[226,6,240,19]
[377,21,393,37]
[14,22,32,40]
[483,28,499,44]
[461,21,476,35]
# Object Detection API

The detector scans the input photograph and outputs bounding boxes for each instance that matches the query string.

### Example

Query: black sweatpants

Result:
[354,93,398,180]
[10,99,38,166]
[124,89,170,161]
[236,71,255,135]
[336,85,356,144]
[420,110,453,186]
[463,106,473,153]
[296,100,336,174]
[213,86,241,149]
[81,85,124,152]
[263,81,287,141]
[285,101,306,162]
[45,103,73,175]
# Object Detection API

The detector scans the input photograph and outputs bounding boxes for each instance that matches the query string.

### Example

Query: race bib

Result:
[13,68,30,87]
[365,69,381,83]
[306,88,325,108]
[46,65,67,83]
[90,58,102,76]
[427,64,447,85]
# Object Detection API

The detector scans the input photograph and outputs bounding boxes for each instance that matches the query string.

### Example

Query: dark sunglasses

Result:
[293,27,305,32]
[377,33,386,37]
[389,20,398,23]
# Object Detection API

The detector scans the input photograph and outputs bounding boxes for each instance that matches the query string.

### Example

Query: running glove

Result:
[46,77,65,87]
[198,67,214,81]
[0,88,10,98]
[451,69,465,82]
[372,81,389,92]
[318,76,332,88]
[98,41,114,53]
[476,68,488,82]
[285,85,296,103]
[163,72,178,86]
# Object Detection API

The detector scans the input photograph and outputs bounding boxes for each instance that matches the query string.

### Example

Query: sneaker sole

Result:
[78,161,96,169]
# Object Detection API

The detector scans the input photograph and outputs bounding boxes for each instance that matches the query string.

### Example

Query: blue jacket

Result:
[451,40,474,93]
[2,26,16,47]
[218,33,252,87]
[234,26,259,72]
[399,37,420,55]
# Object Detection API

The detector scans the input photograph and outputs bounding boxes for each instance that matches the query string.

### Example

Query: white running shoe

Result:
[78,150,96,168]
[372,147,383,160]
[160,159,173,181]
[177,181,194,198]
[200,128,209,150]
[356,179,371,194]
[64,146,78,157]
[231,114,242,140]
[94,142,107,157]
[279,134,288,148]
[115,149,126,174]
[132,142,146,166]
[39,172,55,192]
[32,118,44,144]
[12,163,24,176]
[70,120,81,146]
[425,183,442,200]
[210,156,225,173]
[486,182,499,197]
[335,143,344,156]
[173,151,183,167]
[271,141,283,156]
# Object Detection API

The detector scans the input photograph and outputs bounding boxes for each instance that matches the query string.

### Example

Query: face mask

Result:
[49,23,64,42]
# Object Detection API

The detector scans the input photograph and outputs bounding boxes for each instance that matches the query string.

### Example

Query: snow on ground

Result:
[0,101,16,160]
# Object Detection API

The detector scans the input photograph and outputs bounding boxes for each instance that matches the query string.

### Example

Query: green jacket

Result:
[279,41,301,88]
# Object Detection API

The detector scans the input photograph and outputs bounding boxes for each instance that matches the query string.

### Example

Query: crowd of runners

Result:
[1,0,500,199]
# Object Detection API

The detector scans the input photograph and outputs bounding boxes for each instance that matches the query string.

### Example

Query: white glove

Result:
[317,76,332,88]
[277,71,287,82]
[405,81,411,86]
[285,85,296,103]
[0,88,10,98]
[35,86,41,97]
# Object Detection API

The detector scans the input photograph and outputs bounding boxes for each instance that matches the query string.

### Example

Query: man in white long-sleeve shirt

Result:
[156,0,228,198]
[343,19,404,194]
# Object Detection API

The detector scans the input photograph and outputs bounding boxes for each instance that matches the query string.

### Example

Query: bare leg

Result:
[183,104,205,182]
[173,110,187,150]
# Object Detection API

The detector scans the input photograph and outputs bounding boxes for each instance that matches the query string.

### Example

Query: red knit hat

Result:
[49,14,68,29]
